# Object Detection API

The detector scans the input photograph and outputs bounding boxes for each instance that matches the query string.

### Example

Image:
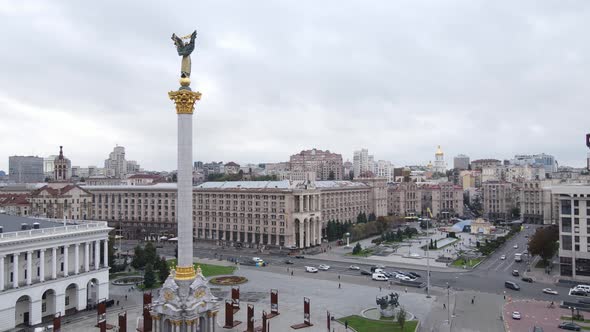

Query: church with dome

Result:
[433,145,446,174]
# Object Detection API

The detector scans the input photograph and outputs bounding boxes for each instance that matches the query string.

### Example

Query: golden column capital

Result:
[174,265,196,280]
[168,89,202,114]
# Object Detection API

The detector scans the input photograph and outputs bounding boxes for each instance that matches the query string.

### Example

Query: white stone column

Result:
[318,220,322,245]
[74,244,80,274]
[52,248,57,279]
[0,255,4,291]
[94,240,100,270]
[39,249,45,282]
[56,292,66,315]
[298,221,304,248]
[306,220,311,247]
[26,251,32,285]
[103,238,108,268]
[177,113,194,267]
[13,253,19,288]
[298,196,303,213]
[30,300,43,325]
[85,242,90,272]
[63,245,69,277]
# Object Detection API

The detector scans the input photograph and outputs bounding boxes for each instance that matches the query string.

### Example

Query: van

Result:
[574,285,590,293]
[505,281,520,290]
[372,273,389,281]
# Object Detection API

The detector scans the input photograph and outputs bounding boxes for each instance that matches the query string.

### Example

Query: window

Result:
[561,200,572,215]
[562,235,572,250]
[65,296,70,306]
[562,217,572,233]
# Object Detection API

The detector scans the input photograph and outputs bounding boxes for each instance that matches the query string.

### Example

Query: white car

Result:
[543,288,558,295]
[305,266,318,273]
[395,274,413,281]
[375,264,386,269]
[372,273,389,281]
[349,265,360,270]
[513,245,518,249]
[500,255,506,260]
[318,264,330,271]
[512,311,521,320]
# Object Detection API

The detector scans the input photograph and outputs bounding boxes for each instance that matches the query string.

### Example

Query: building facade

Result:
[433,146,446,174]
[471,159,502,171]
[0,194,30,216]
[53,146,71,182]
[555,184,590,281]
[353,149,371,178]
[290,149,343,180]
[9,156,44,183]
[30,184,93,220]
[520,180,556,224]
[0,215,110,330]
[453,154,470,170]
[482,181,516,221]
[104,146,127,179]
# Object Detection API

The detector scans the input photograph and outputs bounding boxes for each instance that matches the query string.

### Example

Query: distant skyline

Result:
[1,1,589,171]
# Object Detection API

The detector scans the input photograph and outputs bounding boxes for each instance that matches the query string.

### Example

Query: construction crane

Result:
[426,207,434,219]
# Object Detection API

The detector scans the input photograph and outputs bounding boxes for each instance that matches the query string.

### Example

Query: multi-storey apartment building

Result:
[453,154,470,170]
[290,149,343,180]
[353,149,371,178]
[0,194,30,216]
[555,184,590,281]
[388,182,463,218]
[520,180,556,224]
[30,184,93,220]
[388,182,422,217]
[8,156,44,183]
[471,159,502,171]
[104,146,127,179]
[482,181,516,221]
[0,214,110,330]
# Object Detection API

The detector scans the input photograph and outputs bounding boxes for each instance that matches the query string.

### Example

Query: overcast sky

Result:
[1,1,589,172]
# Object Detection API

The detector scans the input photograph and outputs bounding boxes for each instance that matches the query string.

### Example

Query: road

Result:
[119,225,575,303]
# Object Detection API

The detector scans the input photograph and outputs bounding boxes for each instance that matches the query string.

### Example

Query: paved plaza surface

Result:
[504,300,570,332]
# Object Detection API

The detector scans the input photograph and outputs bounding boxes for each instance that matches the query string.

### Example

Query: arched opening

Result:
[163,318,172,332]
[41,289,57,320]
[15,295,32,327]
[65,283,79,314]
[87,278,99,308]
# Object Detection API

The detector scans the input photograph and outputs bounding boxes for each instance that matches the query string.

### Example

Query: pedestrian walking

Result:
[338,275,341,280]
[443,303,446,309]
[291,270,294,276]
[405,287,408,293]
[379,286,382,292]
[338,283,341,289]
[345,320,348,330]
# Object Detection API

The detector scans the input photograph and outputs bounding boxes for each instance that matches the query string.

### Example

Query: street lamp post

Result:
[345,232,351,248]
[447,282,450,323]
[426,219,431,298]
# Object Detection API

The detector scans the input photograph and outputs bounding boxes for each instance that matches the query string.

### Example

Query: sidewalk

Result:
[523,256,560,284]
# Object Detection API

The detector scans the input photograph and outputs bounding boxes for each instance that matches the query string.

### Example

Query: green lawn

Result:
[452,257,483,268]
[167,259,236,277]
[338,315,418,332]
[561,316,590,323]
[348,249,374,257]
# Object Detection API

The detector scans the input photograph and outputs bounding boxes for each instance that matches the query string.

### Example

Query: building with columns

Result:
[0,214,111,330]
[30,184,93,220]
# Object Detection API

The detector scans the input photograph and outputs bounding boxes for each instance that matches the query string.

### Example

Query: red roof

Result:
[224,162,240,167]
[32,185,91,197]
[0,194,30,206]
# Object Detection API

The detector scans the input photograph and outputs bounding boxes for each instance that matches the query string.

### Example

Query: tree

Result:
[434,239,438,249]
[144,242,157,264]
[131,245,146,269]
[352,242,362,255]
[528,226,559,265]
[511,206,521,219]
[397,306,407,329]
[144,263,156,288]
[368,213,376,222]
[328,170,335,180]
[157,256,170,282]
[429,238,434,250]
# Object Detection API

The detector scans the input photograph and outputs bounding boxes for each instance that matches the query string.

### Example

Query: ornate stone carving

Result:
[168,90,201,115]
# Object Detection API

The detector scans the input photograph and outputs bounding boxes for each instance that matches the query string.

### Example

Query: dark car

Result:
[505,281,520,290]
[559,322,581,331]
[295,255,305,259]
[521,277,533,283]
[360,270,372,276]
[532,326,544,332]
[284,259,294,264]
[408,272,422,279]
[571,290,587,296]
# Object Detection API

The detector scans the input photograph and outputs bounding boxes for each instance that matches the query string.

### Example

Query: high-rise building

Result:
[433,146,446,173]
[43,155,58,178]
[373,160,395,183]
[8,156,44,183]
[353,149,371,178]
[290,149,343,180]
[453,154,470,170]
[104,146,127,178]
[511,153,558,175]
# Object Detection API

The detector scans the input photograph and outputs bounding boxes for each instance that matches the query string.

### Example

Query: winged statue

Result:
[171,30,197,78]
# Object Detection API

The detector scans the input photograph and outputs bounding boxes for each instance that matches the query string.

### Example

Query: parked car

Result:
[505,281,520,290]
[395,274,413,281]
[521,277,533,283]
[305,266,318,273]
[543,288,558,295]
[372,273,389,281]
[295,255,305,259]
[512,311,521,320]
[500,255,506,260]
[558,322,581,331]
[360,270,372,276]
[349,265,360,270]
[284,259,294,265]
[408,272,421,278]
[571,289,588,296]
[532,326,544,332]
[512,270,520,277]
[318,264,330,271]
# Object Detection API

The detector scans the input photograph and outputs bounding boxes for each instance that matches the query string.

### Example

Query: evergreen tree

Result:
[144,263,156,288]
[157,256,170,282]
[131,245,146,269]
[435,239,438,249]
[352,242,362,255]
[144,242,157,264]
[368,213,376,222]
[429,238,434,250]
[397,307,407,330]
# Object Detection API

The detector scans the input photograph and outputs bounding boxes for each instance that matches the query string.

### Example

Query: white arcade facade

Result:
[0,214,111,330]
